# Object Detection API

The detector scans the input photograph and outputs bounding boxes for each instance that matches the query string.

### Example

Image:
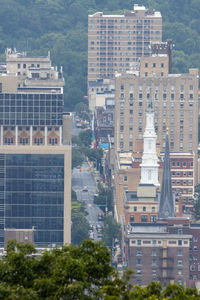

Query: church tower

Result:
[140,99,160,187]
[158,133,175,219]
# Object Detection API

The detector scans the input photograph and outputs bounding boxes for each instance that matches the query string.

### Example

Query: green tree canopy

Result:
[0,240,199,299]
[79,129,93,148]
[102,215,121,248]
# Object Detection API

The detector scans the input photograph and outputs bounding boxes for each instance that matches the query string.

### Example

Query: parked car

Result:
[82,186,88,192]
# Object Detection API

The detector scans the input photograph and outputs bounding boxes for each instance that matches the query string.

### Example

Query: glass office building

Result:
[0,153,65,247]
[0,93,63,126]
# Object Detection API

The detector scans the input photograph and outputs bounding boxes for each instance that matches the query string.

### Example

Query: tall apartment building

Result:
[114,57,199,182]
[88,4,162,82]
[0,49,71,248]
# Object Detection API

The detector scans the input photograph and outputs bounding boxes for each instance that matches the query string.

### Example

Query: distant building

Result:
[88,78,114,111]
[0,49,71,248]
[93,99,114,148]
[88,4,162,82]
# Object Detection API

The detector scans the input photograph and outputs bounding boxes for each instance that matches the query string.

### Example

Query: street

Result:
[72,161,104,241]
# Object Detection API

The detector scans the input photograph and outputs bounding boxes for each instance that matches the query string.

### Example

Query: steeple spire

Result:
[158,133,175,219]
[140,90,159,187]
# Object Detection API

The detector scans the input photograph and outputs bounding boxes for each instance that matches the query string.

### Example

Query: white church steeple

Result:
[140,96,160,187]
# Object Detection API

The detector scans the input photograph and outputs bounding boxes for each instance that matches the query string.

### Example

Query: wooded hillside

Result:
[0,0,199,109]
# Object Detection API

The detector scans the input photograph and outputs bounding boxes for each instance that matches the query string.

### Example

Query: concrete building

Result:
[0,49,71,248]
[88,79,114,111]
[114,55,198,183]
[88,4,162,82]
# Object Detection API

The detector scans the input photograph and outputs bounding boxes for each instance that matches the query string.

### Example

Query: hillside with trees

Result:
[0,0,199,109]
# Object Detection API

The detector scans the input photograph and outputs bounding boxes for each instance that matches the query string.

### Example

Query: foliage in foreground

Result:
[0,240,199,299]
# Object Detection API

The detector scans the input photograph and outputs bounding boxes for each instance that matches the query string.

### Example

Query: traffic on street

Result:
[72,162,104,241]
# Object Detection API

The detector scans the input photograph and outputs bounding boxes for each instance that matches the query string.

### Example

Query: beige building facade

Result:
[88,4,162,82]
[114,64,198,162]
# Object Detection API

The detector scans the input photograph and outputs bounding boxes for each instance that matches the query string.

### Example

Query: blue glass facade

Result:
[0,154,65,247]
[0,93,63,126]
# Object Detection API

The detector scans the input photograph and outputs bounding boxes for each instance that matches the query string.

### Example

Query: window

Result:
[152,269,157,275]
[141,215,147,222]
[18,63,20,68]
[190,265,195,271]
[178,269,182,276]
[193,236,198,242]
[178,249,182,256]
[194,246,198,251]
[134,206,137,212]
[130,215,134,222]
[178,229,183,235]
[152,259,157,266]
[124,176,127,182]
[137,240,141,246]
[177,260,182,266]
[178,240,182,246]
[136,259,142,265]
[34,138,43,145]
[153,63,156,68]
[152,206,155,212]
[136,249,142,256]
[136,269,142,275]
[49,138,58,145]
[193,255,198,261]
[152,240,156,246]
[20,138,28,145]
[143,206,146,212]
[152,249,156,256]
[5,138,14,145]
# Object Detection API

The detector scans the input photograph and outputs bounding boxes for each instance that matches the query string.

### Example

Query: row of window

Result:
[0,93,63,100]
[120,84,194,92]
[172,161,193,167]
[130,214,156,223]
[135,269,183,276]
[120,92,194,100]
[134,239,184,246]
[136,249,183,256]
[136,258,183,266]
[90,18,154,24]
[18,63,40,69]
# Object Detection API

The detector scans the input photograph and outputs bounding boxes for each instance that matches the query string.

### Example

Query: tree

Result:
[79,129,93,148]
[71,212,90,245]
[194,185,200,220]
[71,189,89,245]
[72,148,84,169]
[102,215,121,248]
[84,148,103,171]
[0,240,199,299]
[94,184,113,213]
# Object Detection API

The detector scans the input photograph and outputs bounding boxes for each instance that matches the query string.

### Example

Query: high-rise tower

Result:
[88,4,162,82]
[0,49,71,248]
